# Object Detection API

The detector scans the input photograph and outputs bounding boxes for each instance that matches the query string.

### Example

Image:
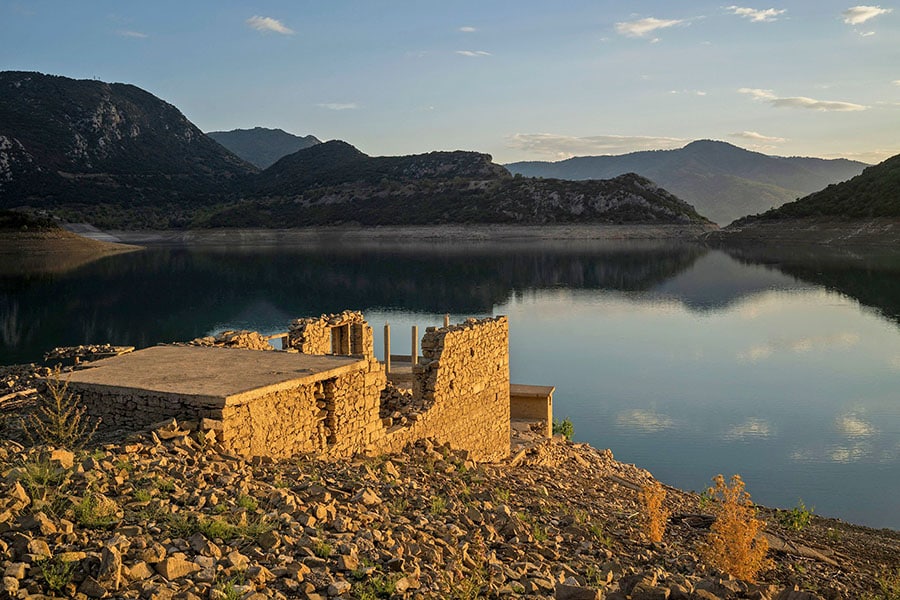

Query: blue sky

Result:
[2,1,898,164]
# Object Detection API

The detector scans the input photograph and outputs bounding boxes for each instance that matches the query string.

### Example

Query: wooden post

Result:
[411,325,418,366]
[444,314,450,328]
[384,323,391,374]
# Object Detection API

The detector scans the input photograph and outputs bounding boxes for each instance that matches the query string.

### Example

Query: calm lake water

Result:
[2,239,899,529]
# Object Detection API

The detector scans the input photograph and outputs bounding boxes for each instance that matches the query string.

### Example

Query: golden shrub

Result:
[698,474,771,581]
[640,480,669,543]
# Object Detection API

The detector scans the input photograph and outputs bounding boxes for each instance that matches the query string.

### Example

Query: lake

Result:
[2,237,899,529]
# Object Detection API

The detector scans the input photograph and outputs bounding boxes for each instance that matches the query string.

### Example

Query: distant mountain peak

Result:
[506,140,867,225]
[207,127,320,169]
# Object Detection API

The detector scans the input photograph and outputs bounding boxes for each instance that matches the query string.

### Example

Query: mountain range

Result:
[207,127,320,169]
[506,141,867,225]
[0,72,709,229]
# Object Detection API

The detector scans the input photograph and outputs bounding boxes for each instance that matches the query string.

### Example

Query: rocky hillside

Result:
[506,141,867,226]
[200,142,711,227]
[0,405,897,600]
[0,71,256,228]
[709,153,900,245]
[1,72,712,230]
[207,128,321,169]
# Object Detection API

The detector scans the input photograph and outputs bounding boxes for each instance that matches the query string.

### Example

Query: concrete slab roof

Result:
[64,345,368,405]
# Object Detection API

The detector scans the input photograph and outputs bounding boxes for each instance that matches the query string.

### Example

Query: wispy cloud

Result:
[456,50,491,57]
[739,88,867,111]
[842,5,892,24]
[459,26,477,32]
[246,15,294,35]
[669,89,707,96]
[893,80,900,86]
[508,133,687,159]
[726,6,786,22]
[117,30,148,39]
[317,103,358,111]
[729,130,787,143]
[615,17,685,38]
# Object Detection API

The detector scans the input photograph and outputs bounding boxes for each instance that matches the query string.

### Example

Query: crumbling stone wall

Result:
[372,316,510,461]
[74,388,222,431]
[288,311,374,358]
[218,358,385,459]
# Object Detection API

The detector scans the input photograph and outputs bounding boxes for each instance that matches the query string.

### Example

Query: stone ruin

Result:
[65,311,513,462]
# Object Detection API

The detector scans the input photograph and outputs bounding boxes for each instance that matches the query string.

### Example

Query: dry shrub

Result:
[21,366,99,450]
[698,474,771,581]
[641,480,669,543]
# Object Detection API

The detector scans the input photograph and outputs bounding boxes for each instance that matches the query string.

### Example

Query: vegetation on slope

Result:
[506,140,866,225]
[734,152,900,222]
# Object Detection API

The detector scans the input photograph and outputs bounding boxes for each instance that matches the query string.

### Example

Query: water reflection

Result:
[3,239,899,528]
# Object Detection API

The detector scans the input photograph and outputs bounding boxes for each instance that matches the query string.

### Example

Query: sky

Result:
[1,1,898,164]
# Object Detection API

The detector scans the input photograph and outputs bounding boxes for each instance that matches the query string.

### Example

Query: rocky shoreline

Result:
[704,218,900,247]
[1,379,898,600]
[89,223,719,247]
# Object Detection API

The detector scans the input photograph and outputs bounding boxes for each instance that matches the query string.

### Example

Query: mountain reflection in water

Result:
[2,239,899,528]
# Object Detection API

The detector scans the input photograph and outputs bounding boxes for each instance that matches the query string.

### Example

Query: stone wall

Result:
[218,356,386,459]
[372,316,510,462]
[288,311,374,358]
[75,387,221,431]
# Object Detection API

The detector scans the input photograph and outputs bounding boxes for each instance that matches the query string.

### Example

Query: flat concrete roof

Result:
[65,345,368,405]
[510,384,555,398]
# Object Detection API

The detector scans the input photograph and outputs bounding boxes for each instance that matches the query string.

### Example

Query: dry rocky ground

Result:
[1,366,898,600]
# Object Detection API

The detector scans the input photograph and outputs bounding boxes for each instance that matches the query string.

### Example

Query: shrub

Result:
[778,499,813,531]
[863,567,900,600]
[73,492,119,528]
[697,474,770,582]
[35,555,78,594]
[641,480,669,543]
[552,417,574,440]
[20,366,99,449]
[18,454,73,516]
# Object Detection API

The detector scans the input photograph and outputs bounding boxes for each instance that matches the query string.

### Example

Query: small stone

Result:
[50,448,75,468]
[27,538,51,559]
[141,542,167,564]
[224,550,249,571]
[98,545,123,590]
[78,576,108,598]
[556,582,602,600]
[327,579,352,596]
[4,563,26,580]
[335,554,359,571]
[127,561,155,581]
[1,577,18,595]
[155,556,200,580]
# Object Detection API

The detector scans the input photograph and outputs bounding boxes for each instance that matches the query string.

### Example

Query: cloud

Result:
[317,103,358,111]
[117,30,148,39]
[616,409,675,433]
[729,130,787,143]
[893,80,900,86]
[615,17,685,38]
[459,26,477,32]
[456,50,491,57]
[507,133,686,159]
[246,15,294,35]
[669,89,707,96]
[738,88,867,111]
[860,30,876,36]
[724,418,772,440]
[726,6,786,22]
[842,5,892,24]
